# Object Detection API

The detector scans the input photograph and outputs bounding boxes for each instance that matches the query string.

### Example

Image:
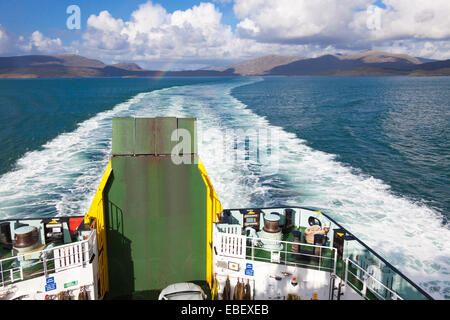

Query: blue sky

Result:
[0,1,237,40]
[0,1,448,70]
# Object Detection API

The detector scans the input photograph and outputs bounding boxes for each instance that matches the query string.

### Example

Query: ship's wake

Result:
[0,78,448,299]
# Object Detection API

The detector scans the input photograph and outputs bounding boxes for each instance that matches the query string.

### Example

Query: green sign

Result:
[64,280,78,288]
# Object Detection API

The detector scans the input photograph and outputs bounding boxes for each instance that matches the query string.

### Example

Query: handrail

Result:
[222,206,433,300]
[214,227,337,275]
[0,215,85,224]
[0,229,95,265]
[345,258,402,300]
[246,236,337,274]
[0,230,96,288]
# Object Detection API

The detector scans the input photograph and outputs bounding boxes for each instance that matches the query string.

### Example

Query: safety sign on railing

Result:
[45,276,57,292]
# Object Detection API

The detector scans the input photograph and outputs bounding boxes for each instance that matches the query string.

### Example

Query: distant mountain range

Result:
[0,54,224,78]
[0,50,449,78]
[223,51,450,76]
[224,54,306,75]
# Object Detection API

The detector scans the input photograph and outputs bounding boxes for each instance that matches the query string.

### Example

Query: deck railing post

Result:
[362,275,367,298]
[43,252,48,278]
[333,248,337,275]
[318,247,322,272]
[83,242,87,266]
[0,261,3,287]
[344,258,349,288]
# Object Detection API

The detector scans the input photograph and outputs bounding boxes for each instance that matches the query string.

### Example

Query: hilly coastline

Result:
[0,50,449,78]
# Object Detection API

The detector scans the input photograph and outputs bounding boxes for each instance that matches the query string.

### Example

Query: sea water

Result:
[0,76,448,299]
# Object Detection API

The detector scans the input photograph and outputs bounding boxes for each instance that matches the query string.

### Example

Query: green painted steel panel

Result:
[155,117,177,155]
[177,118,198,154]
[105,156,207,297]
[112,118,135,155]
[135,118,156,155]
[105,117,208,299]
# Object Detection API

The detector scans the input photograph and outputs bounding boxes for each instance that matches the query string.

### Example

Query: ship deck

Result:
[213,206,433,300]
[0,216,95,292]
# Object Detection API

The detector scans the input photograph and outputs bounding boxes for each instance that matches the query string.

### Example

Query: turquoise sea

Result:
[0,76,448,299]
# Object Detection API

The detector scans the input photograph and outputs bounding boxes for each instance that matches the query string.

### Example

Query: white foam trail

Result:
[0,86,199,219]
[0,93,147,218]
[0,78,447,299]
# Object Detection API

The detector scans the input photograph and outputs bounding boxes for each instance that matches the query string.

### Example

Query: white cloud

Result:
[1,1,449,68]
[232,0,450,55]
[0,25,15,55]
[27,31,63,53]
[81,2,238,65]
[0,25,65,55]
[361,0,450,42]
[83,11,129,51]
[234,0,372,46]
[78,1,367,69]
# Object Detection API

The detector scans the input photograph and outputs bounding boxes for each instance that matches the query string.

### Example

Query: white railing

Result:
[216,224,241,235]
[246,236,337,274]
[213,225,337,274]
[54,240,88,272]
[344,258,403,300]
[0,230,96,288]
[216,232,247,259]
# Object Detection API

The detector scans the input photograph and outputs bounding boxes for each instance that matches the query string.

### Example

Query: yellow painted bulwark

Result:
[198,158,223,288]
[85,158,220,295]
[84,161,112,299]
